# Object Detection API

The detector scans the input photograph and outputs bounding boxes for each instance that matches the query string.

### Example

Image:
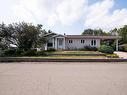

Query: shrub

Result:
[1,49,24,56]
[15,49,24,56]
[1,49,48,56]
[47,48,56,52]
[37,51,48,56]
[98,45,114,54]
[3,49,16,56]
[22,49,37,56]
[119,44,127,51]
[83,46,97,51]
[90,47,97,51]
[118,45,124,51]
[124,44,127,52]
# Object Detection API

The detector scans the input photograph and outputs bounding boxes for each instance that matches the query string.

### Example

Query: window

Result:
[47,43,53,47]
[91,39,96,46]
[94,40,96,46]
[81,40,85,43]
[68,40,73,43]
[91,40,94,46]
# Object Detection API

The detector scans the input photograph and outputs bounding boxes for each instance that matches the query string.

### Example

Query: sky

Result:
[0,0,127,34]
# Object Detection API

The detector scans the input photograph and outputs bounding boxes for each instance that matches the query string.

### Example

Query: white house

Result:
[43,32,120,51]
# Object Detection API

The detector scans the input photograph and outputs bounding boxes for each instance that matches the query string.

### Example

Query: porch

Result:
[45,36,65,50]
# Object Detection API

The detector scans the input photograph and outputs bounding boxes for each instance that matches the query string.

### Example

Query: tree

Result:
[48,30,52,33]
[0,22,46,51]
[82,29,109,36]
[117,25,127,44]
[82,29,94,35]
[0,23,14,49]
[110,28,118,35]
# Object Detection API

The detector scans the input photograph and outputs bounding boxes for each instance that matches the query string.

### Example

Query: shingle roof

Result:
[66,35,120,39]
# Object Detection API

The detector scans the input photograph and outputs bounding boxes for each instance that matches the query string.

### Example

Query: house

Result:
[43,32,120,51]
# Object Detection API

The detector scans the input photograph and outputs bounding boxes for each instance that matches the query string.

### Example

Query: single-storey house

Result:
[43,32,120,51]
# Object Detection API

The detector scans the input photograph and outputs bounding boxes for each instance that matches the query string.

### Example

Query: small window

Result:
[81,40,85,43]
[68,40,73,43]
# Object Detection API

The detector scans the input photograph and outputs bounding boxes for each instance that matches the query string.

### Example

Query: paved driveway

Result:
[0,62,127,95]
[114,51,127,59]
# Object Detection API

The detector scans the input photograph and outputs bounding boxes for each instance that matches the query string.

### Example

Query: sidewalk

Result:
[114,51,127,59]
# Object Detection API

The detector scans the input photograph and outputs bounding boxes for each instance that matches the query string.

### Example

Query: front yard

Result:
[42,50,106,59]
[38,55,106,59]
[44,50,119,59]
[47,50,104,54]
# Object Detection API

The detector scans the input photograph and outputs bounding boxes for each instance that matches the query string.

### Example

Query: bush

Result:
[119,44,127,51]
[124,45,127,51]
[47,48,56,52]
[37,51,48,56]
[22,49,37,56]
[1,49,24,56]
[119,45,124,51]
[98,45,114,54]
[1,49,48,57]
[15,49,24,56]
[81,46,97,51]
[3,49,16,56]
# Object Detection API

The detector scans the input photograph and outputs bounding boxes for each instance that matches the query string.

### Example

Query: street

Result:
[0,62,127,95]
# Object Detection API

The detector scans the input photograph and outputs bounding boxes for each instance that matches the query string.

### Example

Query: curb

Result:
[0,57,127,62]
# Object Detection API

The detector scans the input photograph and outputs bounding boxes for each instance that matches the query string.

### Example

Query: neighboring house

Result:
[43,33,120,51]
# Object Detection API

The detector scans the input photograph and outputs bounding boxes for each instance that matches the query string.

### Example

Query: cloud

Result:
[1,0,127,33]
[13,0,87,27]
[56,0,87,25]
[13,0,46,23]
[84,0,127,31]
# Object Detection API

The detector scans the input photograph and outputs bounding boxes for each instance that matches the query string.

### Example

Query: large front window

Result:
[91,39,96,46]
[47,43,53,47]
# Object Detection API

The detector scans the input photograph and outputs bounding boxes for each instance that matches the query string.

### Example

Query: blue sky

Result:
[0,0,127,34]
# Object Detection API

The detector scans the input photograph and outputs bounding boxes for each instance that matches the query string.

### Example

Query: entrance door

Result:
[57,38,63,50]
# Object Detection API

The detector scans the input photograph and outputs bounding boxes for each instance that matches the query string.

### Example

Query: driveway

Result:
[114,51,127,59]
[0,62,127,95]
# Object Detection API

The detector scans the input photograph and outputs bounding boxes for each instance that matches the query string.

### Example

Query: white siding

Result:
[65,38,100,50]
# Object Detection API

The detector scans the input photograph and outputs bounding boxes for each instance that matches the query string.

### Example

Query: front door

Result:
[57,38,63,50]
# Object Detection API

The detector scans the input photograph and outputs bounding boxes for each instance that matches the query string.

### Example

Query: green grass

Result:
[42,56,106,59]
[106,54,119,58]
[48,51,104,54]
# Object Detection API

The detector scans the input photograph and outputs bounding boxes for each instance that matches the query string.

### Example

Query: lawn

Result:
[34,51,106,59]
[43,51,107,59]
[48,50,104,54]
[1,51,118,59]
[13,51,106,59]
[41,56,106,59]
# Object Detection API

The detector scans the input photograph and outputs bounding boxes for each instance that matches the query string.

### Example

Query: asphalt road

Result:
[0,62,127,95]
